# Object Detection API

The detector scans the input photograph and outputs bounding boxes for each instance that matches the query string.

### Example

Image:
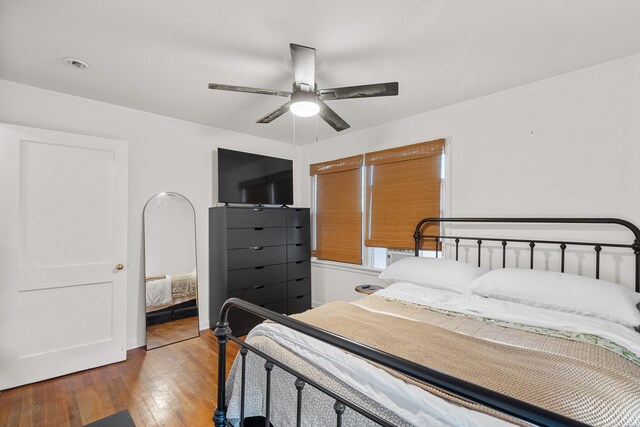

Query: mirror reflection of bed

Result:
[144,192,199,350]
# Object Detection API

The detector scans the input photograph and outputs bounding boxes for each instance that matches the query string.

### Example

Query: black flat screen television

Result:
[217,148,293,205]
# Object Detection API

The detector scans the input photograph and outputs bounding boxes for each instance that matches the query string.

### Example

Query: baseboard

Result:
[126,337,144,350]
[312,300,323,308]
[199,319,210,330]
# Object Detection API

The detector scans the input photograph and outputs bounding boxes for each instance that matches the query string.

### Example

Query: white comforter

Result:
[145,275,172,306]
[247,282,640,427]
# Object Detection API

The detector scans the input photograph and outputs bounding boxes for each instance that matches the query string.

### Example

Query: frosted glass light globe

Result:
[290,91,319,117]
[290,101,320,117]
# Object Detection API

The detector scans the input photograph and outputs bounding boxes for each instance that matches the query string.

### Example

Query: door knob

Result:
[116,263,124,270]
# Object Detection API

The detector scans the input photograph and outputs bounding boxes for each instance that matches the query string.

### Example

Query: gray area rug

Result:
[83,409,136,427]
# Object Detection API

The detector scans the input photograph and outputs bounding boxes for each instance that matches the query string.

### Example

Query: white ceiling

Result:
[1,1,640,144]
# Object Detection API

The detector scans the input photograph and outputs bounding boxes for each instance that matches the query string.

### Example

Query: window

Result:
[310,155,363,264]
[310,139,445,267]
[364,139,444,251]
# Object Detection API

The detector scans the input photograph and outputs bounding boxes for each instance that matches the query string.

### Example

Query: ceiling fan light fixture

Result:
[290,101,319,117]
[289,91,319,117]
[208,43,397,131]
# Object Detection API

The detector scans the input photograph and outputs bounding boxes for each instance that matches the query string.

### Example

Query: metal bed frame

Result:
[213,217,640,427]
[413,217,640,293]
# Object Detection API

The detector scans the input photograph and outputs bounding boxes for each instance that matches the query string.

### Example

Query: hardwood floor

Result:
[0,330,242,427]
[146,316,200,350]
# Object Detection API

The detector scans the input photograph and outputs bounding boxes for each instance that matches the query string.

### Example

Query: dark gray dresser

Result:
[209,206,311,335]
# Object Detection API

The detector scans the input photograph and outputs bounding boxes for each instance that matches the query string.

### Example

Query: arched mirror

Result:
[143,192,199,349]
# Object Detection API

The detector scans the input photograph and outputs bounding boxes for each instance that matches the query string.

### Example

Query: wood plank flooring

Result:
[0,330,242,427]
[146,316,200,350]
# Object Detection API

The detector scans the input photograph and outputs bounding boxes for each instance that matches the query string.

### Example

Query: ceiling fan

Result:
[208,43,399,132]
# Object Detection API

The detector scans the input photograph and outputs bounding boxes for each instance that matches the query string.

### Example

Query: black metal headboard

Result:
[413,217,640,293]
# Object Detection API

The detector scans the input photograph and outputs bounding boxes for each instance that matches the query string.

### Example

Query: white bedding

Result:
[375,282,640,357]
[145,275,172,306]
[246,282,640,426]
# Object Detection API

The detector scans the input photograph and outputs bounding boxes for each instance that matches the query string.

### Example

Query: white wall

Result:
[0,79,301,349]
[301,53,640,303]
[3,52,639,344]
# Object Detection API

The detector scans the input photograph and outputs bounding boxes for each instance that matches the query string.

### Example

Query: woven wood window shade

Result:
[310,155,363,264]
[365,139,444,250]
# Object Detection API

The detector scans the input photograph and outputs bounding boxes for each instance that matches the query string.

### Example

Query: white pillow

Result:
[469,268,640,327]
[378,257,487,294]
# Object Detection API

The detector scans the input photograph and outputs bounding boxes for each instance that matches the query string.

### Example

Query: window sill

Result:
[311,259,383,276]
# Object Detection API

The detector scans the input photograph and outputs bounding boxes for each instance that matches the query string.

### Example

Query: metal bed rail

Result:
[213,298,588,427]
[414,217,640,292]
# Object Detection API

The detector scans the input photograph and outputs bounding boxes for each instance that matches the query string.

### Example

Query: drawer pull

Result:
[254,266,264,270]
[295,226,303,229]
[249,246,264,250]
[295,278,304,282]
[295,295,305,299]
[254,285,265,290]
[295,243,303,247]
[295,261,304,264]
[254,227,264,231]
[253,208,263,211]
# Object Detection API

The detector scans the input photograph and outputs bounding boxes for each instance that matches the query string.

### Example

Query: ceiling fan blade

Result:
[256,101,292,124]
[318,101,350,132]
[290,44,316,92]
[208,83,290,97]
[319,82,398,100]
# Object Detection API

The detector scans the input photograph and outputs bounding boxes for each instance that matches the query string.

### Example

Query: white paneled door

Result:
[0,124,128,390]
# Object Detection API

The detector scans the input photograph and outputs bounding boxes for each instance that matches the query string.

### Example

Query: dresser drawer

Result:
[287,243,310,262]
[287,208,310,227]
[263,299,287,315]
[228,245,286,270]
[227,289,242,299]
[227,296,288,336]
[226,227,286,249]
[227,308,257,335]
[287,294,311,315]
[242,281,287,306]
[227,264,287,291]
[286,225,309,244]
[228,282,287,306]
[226,208,286,229]
[287,277,311,298]
[224,290,288,335]
[287,260,311,279]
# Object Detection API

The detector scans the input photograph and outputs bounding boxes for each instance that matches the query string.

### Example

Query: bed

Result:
[145,270,198,325]
[213,218,640,427]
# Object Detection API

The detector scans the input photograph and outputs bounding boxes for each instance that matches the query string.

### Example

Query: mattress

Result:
[145,271,197,313]
[224,282,640,426]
